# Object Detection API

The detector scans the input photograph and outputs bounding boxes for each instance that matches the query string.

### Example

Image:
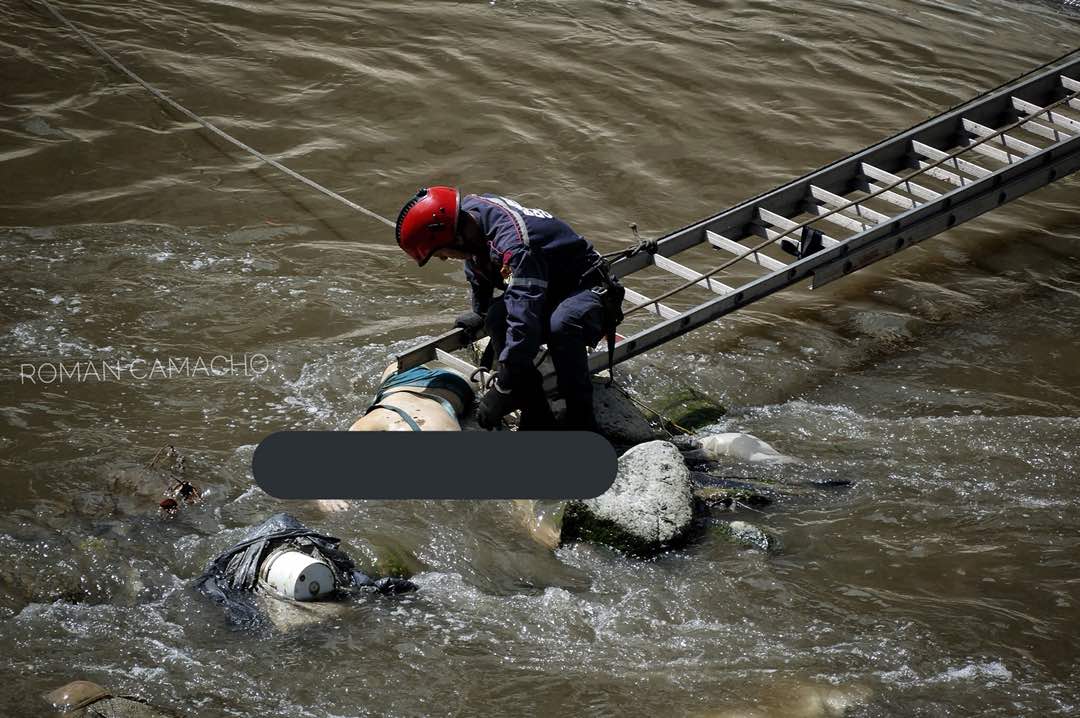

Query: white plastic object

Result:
[261,550,335,601]
[695,432,800,464]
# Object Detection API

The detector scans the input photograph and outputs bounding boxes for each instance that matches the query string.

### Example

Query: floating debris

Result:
[147,445,201,515]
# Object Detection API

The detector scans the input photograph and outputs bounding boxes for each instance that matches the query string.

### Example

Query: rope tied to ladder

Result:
[602,223,659,261]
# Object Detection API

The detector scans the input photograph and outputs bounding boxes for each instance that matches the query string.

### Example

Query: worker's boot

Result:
[518,395,558,430]
[560,399,598,432]
[503,362,557,430]
[517,379,557,430]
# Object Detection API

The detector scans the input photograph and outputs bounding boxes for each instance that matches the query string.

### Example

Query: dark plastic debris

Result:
[194,513,416,625]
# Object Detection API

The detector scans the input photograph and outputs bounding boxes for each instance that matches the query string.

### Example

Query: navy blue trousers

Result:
[485,287,605,428]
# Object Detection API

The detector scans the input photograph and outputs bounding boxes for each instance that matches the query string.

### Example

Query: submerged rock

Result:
[363,539,426,579]
[42,680,180,717]
[715,520,781,552]
[691,477,773,510]
[511,499,566,550]
[562,440,693,554]
[653,387,727,431]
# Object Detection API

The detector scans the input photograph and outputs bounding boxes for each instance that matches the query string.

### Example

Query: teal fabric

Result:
[364,367,474,431]
[376,367,474,407]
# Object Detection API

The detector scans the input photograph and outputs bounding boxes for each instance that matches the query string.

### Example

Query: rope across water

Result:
[33,0,396,228]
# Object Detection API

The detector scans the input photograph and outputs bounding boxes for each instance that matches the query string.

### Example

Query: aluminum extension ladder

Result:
[396,54,1080,383]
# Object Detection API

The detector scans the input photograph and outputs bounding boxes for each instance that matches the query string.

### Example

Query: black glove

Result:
[454,311,486,340]
[476,379,515,429]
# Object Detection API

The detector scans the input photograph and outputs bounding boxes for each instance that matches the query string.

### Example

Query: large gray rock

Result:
[562,440,694,553]
[591,379,666,445]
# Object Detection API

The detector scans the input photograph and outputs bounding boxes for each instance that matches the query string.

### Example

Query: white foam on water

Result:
[933,660,1013,683]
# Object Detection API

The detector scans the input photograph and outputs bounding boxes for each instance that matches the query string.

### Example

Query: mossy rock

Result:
[654,388,726,431]
[560,501,670,556]
[693,485,772,510]
[355,540,425,579]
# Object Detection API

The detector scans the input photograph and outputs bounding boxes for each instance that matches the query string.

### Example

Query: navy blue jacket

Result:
[461,194,600,369]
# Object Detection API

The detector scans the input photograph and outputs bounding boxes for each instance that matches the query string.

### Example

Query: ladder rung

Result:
[803,200,869,233]
[623,286,681,320]
[706,230,788,271]
[749,221,839,255]
[913,157,968,187]
[1013,96,1080,134]
[860,162,941,201]
[1064,77,1080,113]
[651,253,733,295]
[809,185,890,224]
[912,140,991,178]
[435,348,483,382]
[756,208,840,247]
[962,118,1039,157]
[959,121,1023,164]
[863,181,919,210]
[1017,116,1073,142]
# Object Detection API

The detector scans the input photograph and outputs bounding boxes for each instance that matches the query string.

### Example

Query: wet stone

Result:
[716,520,782,552]
[653,387,727,431]
[590,380,666,446]
[562,440,694,554]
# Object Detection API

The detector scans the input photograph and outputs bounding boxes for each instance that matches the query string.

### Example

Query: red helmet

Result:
[395,186,461,266]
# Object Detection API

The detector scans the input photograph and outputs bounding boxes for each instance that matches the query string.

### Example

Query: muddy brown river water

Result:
[2,1,1079,716]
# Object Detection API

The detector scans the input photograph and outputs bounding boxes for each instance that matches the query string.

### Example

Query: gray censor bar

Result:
[253,431,618,500]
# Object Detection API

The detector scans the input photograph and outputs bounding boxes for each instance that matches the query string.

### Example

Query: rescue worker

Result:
[395,187,620,430]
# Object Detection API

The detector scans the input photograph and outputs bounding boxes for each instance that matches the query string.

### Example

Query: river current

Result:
[1,1,1079,716]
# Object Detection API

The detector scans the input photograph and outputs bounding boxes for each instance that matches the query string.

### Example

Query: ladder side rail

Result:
[607,56,1080,285]
[396,58,1080,373]
[588,133,1080,372]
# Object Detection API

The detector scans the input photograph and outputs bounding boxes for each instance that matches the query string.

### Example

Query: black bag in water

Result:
[194,513,415,625]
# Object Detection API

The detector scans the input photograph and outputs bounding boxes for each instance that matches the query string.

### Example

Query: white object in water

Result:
[261,550,335,601]
[691,432,799,464]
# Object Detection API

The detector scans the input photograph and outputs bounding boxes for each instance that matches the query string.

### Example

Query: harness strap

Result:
[385,389,458,418]
[364,402,422,431]
[582,255,626,387]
